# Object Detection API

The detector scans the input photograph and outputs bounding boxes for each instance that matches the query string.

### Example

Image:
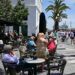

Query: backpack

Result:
[47,40,56,53]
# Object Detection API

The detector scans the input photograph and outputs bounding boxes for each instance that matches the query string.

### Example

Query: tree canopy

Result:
[0,0,12,21]
[46,0,69,30]
[11,0,28,25]
[0,0,28,25]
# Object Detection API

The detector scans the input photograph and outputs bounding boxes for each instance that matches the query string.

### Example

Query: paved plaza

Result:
[0,41,75,75]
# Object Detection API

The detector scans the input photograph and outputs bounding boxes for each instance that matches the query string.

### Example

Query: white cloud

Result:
[65,0,75,5]
[47,18,54,29]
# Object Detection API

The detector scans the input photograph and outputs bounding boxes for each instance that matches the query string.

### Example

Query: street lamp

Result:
[70,21,72,31]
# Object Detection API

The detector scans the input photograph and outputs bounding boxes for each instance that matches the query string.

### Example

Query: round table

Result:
[25,58,45,75]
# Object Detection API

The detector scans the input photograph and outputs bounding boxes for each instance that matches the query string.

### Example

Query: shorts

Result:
[70,37,74,39]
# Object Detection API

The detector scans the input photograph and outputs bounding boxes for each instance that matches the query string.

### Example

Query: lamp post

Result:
[70,21,72,31]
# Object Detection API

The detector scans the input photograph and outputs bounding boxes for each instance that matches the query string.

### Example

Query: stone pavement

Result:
[57,42,75,75]
[0,42,75,75]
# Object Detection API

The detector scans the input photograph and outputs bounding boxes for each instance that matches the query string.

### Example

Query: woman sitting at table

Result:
[47,36,57,57]
[36,33,48,58]
[2,45,33,75]
[36,33,48,71]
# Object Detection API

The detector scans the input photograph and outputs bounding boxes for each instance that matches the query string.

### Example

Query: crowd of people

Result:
[0,31,58,75]
[57,30,75,44]
[0,30,72,75]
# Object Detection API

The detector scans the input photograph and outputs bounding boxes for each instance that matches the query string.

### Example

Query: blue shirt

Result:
[2,54,19,64]
[27,39,36,51]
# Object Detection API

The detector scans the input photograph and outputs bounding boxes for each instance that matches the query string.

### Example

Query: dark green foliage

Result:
[39,12,46,34]
[0,0,28,25]
[11,0,28,25]
[0,0,12,21]
[0,0,12,32]
[0,0,28,34]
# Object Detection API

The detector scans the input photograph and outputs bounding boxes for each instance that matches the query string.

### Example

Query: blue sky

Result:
[12,0,75,30]
[42,0,75,29]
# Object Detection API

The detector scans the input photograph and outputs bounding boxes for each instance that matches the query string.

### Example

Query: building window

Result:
[23,16,28,20]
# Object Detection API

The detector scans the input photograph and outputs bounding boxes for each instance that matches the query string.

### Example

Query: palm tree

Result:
[46,0,69,30]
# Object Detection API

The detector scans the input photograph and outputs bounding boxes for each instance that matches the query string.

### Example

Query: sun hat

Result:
[4,45,13,51]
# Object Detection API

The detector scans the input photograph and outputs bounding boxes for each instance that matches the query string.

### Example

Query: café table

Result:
[25,58,45,75]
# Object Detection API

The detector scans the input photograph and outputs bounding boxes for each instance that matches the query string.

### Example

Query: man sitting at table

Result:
[2,45,33,75]
[27,35,36,51]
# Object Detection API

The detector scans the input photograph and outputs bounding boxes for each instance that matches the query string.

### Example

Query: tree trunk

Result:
[54,20,59,30]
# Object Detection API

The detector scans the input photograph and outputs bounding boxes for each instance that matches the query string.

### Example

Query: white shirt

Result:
[0,40,3,44]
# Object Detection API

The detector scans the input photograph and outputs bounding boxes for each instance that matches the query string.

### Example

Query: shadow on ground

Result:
[50,73,62,75]
[65,73,75,75]
[0,68,4,75]
[48,73,75,75]
[46,73,63,75]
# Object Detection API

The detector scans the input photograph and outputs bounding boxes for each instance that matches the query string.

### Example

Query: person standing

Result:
[70,31,74,44]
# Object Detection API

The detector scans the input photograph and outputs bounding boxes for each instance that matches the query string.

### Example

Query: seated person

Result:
[27,35,36,51]
[2,45,33,75]
[47,36,57,57]
[2,45,19,64]
[19,41,27,57]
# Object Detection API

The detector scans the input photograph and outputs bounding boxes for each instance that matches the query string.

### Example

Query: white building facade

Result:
[6,0,42,36]
[24,0,42,36]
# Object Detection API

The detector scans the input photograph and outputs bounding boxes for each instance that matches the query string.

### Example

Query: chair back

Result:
[2,61,17,75]
[2,61,9,75]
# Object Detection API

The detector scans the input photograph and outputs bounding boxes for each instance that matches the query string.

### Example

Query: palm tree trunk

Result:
[54,20,59,30]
